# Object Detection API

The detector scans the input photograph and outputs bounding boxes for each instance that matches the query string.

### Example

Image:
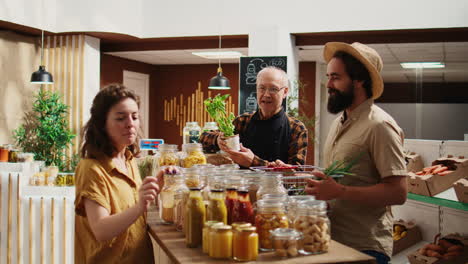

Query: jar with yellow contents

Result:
[207,189,227,224]
[255,199,289,251]
[202,221,223,254]
[209,225,233,259]
[181,143,206,168]
[233,226,258,261]
[158,144,179,166]
[185,187,206,248]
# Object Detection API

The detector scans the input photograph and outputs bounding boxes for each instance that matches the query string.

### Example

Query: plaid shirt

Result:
[200,111,308,167]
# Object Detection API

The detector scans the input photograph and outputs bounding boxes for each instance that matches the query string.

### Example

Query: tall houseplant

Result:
[13,89,76,171]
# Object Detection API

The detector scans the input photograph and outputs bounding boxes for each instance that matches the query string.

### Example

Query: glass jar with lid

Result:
[240,170,264,205]
[209,225,233,259]
[159,170,180,224]
[8,148,19,162]
[255,199,289,251]
[185,187,206,248]
[232,188,254,224]
[207,189,227,224]
[257,173,287,201]
[181,143,206,168]
[0,144,9,162]
[183,121,201,144]
[202,121,219,132]
[294,200,330,255]
[202,221,222,254]
[183,166,201,188]
[173,175,189,232]
[233,226,258,261]
[270,228,303,258]
[225,175,242,224]
[287,195,315,227]
[158,144,179,166]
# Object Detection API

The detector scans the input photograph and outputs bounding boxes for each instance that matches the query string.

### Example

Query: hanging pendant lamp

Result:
[31,30,53,84]
[208,34,230,90]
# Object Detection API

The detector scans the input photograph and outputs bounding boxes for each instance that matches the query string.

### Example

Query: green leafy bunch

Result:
[204,94,235,137]
[13,89,76,171]
[323,151,365,177]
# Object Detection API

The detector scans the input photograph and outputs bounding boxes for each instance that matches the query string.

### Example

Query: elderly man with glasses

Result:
[200,66,308,168]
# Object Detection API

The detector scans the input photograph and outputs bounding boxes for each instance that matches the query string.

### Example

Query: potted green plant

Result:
[12,89,77,172]
[204,94,240,151]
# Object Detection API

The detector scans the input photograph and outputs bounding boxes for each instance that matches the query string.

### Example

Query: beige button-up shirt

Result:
[324,99,407,257]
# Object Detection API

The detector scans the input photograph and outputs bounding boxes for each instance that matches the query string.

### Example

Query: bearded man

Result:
[305,42,407,264]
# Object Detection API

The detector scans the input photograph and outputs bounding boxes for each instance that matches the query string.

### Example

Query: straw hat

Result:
[323,42,384,99]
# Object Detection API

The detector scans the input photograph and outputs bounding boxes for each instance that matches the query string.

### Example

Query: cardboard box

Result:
[408,157,468,197]
[406,152,425,173]
[393,220,422,255]
[407,234,468,264]
[453,178,468,203]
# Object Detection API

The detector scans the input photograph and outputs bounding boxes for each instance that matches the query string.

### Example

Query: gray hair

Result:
[257,66,289,88]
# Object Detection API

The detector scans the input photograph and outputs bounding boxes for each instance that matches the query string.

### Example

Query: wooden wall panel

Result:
[299,62,316,165]
[100,54,239,147]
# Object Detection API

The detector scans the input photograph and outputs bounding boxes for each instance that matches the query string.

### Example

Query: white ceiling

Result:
[106,42,468,83]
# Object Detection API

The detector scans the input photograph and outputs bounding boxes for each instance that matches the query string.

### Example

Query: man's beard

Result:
[327,84,354,114]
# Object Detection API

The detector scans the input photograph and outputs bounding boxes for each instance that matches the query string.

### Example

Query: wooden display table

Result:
[147,210,375,264]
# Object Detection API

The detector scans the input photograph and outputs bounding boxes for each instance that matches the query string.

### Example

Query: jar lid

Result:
[262,193,289,202]
[186,121,198,125]
[189,187,202,191]
[297,200,327,209]
[212,225,232,231]
[239,226,257,232]
[204,221,222,227]
[288,195,315,204]
[270,228,303,239]
[257,198,286,208]
[159,144,178,151]
[231,222,252,230]
[220,163,240,170]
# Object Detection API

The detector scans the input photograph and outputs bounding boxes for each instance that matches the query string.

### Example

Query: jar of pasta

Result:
[233,226,258,261]
[210,225,233,259]
[294,200,330,255]
[255,199,289,251]
[183,166,201,188]
[270,228,303,258]
[158,144,179,166]
[182,143,206,168]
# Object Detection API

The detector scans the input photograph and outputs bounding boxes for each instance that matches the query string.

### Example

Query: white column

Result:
[82,35,101,124]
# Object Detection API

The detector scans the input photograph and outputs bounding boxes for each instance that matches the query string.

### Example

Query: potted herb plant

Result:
[204,94,240,151]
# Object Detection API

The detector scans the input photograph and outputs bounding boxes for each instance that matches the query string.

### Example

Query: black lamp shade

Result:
[31,65,54,84]
[208,71,230,90]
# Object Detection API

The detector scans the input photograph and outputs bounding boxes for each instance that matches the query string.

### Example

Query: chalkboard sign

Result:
[238,56,287,114]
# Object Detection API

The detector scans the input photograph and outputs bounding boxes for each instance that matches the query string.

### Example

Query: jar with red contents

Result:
[232,189,254,224]
[225,175,242,225]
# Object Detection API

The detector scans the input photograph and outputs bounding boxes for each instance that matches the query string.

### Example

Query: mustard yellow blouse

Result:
[74,151,154,264]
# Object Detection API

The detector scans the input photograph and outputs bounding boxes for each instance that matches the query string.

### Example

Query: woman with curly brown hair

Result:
[74,84,159,263]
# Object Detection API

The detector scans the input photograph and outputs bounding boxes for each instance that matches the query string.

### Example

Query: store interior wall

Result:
[0,31,39,144]
[101,54,240,146]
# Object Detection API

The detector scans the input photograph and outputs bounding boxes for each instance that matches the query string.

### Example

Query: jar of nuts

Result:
[158,144,179,166]
[294,200,330,255]
[287,195,316,227]
[255,199,289,251]
[270,228,303,258]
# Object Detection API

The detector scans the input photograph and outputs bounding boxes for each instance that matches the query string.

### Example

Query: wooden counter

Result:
[147,210,375,264]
